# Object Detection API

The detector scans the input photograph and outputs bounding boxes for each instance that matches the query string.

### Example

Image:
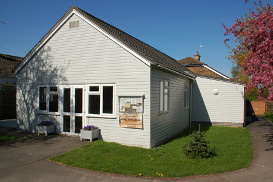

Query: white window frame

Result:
[38,85,60,114]
[86,84,116,118]
[159,79,170,113]
[184,85,190,109]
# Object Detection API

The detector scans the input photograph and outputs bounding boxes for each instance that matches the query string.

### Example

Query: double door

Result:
[62,85,85,135]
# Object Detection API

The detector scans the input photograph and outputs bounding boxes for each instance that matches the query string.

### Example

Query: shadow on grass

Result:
[158,124,212,147]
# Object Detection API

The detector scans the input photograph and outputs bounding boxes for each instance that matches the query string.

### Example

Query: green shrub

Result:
[184,130,215,159]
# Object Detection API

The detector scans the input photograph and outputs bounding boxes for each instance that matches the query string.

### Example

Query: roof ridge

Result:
[74,6,178,62]
[16,6,193,78]
[73,6,192,76]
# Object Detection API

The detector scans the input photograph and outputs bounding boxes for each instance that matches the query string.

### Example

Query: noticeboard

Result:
[119,96,143,129]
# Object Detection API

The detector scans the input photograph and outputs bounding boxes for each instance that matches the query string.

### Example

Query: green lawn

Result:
[0,134,18,141]
[50,126,253,178]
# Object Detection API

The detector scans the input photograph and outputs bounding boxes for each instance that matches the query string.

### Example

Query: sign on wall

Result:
[119,96,143,129]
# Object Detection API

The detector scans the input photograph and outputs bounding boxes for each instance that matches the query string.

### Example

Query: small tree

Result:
[184,130,215,159]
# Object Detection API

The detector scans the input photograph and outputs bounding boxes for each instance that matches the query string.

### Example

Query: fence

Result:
[250,101,266,116]
[266,101,273,113]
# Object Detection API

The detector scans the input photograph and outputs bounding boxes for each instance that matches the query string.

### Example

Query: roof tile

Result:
[0,54,23,75]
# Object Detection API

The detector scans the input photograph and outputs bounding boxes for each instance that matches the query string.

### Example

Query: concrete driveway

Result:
[0,117,272,182]
[0,128,150,182]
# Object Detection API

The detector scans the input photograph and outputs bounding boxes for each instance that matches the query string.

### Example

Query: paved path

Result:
[0,117,272,182]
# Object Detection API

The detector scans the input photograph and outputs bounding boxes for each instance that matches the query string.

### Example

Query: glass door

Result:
[62,85,85,135]
[74,87,84,134]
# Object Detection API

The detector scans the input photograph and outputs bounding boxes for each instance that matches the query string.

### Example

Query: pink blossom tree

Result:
[224,1,273,101]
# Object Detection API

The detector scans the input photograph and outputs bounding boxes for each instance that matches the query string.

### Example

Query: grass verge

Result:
[264,112,273,123]
[50,126,253,178]
[0,134,18,141]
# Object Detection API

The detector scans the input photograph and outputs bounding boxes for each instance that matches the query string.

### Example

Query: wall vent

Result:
[69,21,79,29]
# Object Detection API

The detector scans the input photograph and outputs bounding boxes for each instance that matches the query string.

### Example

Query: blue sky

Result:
[0,0,261,77]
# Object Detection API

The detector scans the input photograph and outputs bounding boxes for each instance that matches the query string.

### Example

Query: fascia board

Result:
[15,9,151,74]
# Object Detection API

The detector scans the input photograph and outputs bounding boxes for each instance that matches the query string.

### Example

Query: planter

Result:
[38,125,55,136]
[80,129,99,142]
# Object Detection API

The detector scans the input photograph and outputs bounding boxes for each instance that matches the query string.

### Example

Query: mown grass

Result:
[0,134,18,141]
[50,126,253,178]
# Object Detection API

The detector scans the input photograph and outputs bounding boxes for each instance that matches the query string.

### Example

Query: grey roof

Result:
[0,53,23,75]
[18,6,194,78]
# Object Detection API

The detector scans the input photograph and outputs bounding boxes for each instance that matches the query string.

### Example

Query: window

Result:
[38,86,59,112]
[63,88,70,112]
[184,85,190,108]
[87,84,115,117]
[39,87,47,110]
[103,86,113,114]
[75,88,83,113]
[49,87,58,112]
[160,80,169,112]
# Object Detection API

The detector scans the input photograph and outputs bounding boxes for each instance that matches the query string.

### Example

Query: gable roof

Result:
[178,57,204,65]
[16,6,194,79]
[0,53,23,75]
[185,66,224,79]
[178,56,230,79]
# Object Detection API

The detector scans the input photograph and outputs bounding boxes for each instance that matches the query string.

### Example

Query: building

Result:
[15,6,195,148]
[0,53,23,88]
[0,53,23,119]
[179,53,245,126]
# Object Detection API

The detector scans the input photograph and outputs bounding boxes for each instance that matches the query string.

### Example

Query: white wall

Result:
[150,68,191,148]
[17,13,151,148]
[192,76,245,124]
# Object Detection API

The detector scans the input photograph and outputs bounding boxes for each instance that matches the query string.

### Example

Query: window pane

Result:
[160,81,164,112]
[75,116,82,133]
[164,91,169,111]
[184,90,187,107]
[89,86,99,92]
[49,94,58,112]
[75,88,83,113]
[50,86,57,91]
[89,95,100,114]
[39,87,46,110]
[63,115,70,132]
[184,86,189,108]
[103,86,113,114]
[63,88,70,112]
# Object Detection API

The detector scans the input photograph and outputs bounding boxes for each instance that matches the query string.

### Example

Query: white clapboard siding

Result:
[17,14,151,148]
[150,68,191,148]
[192,76,244,123]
